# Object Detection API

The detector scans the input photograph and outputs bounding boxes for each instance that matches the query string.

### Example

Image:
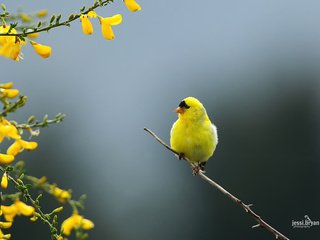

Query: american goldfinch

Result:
[170,97,218,172]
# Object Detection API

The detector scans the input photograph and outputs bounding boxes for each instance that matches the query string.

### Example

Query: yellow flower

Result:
[99,14,122,40]
[19,13,32,22]
[80,15,93,35]
[124,0,142,12]
[30,41,51,58]
[61,213,94,236]
[0,25,16,45]
[0,25,25,61]
[0,88,19,98]
[7,139,37,157]
[0,154,14,165]
[1,200,35,222]
[87,11,97,18]
[1,173,8,189]
[50,186,71,203]
[36,9,48,18]
[0,119,21,143]
[27,32,39,39]
[0,41,24,61]
[14,200,35,216]
[0,229,11,239]
[0,221,12,229]
[6,141,21,157]
[0,205,16,222]
[0,83,13,89]
[17,139,38,150]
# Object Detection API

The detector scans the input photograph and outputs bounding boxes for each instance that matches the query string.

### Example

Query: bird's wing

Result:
[211,123,218,144]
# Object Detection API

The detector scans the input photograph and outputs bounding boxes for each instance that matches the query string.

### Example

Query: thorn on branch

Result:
[252,224,260,228]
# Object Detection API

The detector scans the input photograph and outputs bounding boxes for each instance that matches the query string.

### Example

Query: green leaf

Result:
[50,15,56,24]
[1,3,6,11]
[56,14,62,23]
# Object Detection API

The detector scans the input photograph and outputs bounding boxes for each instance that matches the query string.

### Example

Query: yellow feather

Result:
[170,97,218,164]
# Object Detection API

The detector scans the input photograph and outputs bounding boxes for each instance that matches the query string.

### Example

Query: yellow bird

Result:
[170,97,218,172]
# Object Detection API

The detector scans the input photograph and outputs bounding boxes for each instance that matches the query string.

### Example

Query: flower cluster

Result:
[0,1,143,239]
[0,84,38,166]
[0,83,94,239]
[0,25,51,61]
[0,0,141,61]
[80,0,141,40]
[61,212,94,236]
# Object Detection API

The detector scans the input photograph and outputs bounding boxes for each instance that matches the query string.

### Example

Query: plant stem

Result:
[144,127,290,240]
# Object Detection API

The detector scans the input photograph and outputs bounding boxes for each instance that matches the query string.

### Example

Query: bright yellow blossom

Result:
[27,32,39,39]
[87,11,97,18]
[0,26,25,61]
[0,26,16,45]
[6,141,21,157]
[14,200,35,216]
[0,41,25,61]
[30,41,51,58]
[0,229,11,239]
[36,9,48,18]
[0,221,12,229]
[7,139,38,157]
[50,186,71,203]
[0,154,14,165]
[0,83,13,89]
[1,200,35,222]
[0,88,19,98]
[80,15,94,35]
[124,0,142,12]
[99,14,122,40]
[1,173,8,189]
[17,139,38,150]
[0,119,21,143]
[19,13,32,22]
[61,212,94,236]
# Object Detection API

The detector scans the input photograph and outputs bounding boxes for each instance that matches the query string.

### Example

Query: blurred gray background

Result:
[1,0,320,239]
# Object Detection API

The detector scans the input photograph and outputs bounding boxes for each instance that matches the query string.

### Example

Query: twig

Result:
[0,167,58,236]
[143,127,289,240]
[0,95,26,117]
[0,0,113,37]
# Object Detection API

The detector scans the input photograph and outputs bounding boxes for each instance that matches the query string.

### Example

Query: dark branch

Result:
[144,127,289,240]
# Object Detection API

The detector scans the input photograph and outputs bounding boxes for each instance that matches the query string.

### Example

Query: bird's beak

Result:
[175,107,184,114]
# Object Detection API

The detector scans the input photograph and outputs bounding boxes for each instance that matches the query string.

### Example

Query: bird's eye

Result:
[179,100,190,109]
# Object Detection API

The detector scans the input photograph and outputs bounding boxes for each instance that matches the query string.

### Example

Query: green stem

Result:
[0,0,113,37]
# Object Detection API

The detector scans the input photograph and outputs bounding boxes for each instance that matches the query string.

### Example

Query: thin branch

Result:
[0,167,57,235]
[0,95,26,117]
[0,0,113,37]
[144,127,290,240]
[16,113,65,130]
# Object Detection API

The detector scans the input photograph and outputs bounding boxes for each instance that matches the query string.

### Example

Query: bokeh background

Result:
[1,0,320,239]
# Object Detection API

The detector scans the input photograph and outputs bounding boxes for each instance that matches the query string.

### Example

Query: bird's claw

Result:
[192,165,201,175]
[192,162,206,175]
[178,153,185,160]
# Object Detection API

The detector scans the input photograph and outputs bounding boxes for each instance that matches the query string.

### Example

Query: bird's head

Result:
[175,97,208,121]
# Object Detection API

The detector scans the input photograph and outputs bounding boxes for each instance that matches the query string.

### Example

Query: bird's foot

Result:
[177,153,185,160]
[192,162,206,175]
[192,165,200,175]
[199,162,206,171]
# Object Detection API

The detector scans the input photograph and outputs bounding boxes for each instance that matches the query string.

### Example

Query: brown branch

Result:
[143,127,289,240]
